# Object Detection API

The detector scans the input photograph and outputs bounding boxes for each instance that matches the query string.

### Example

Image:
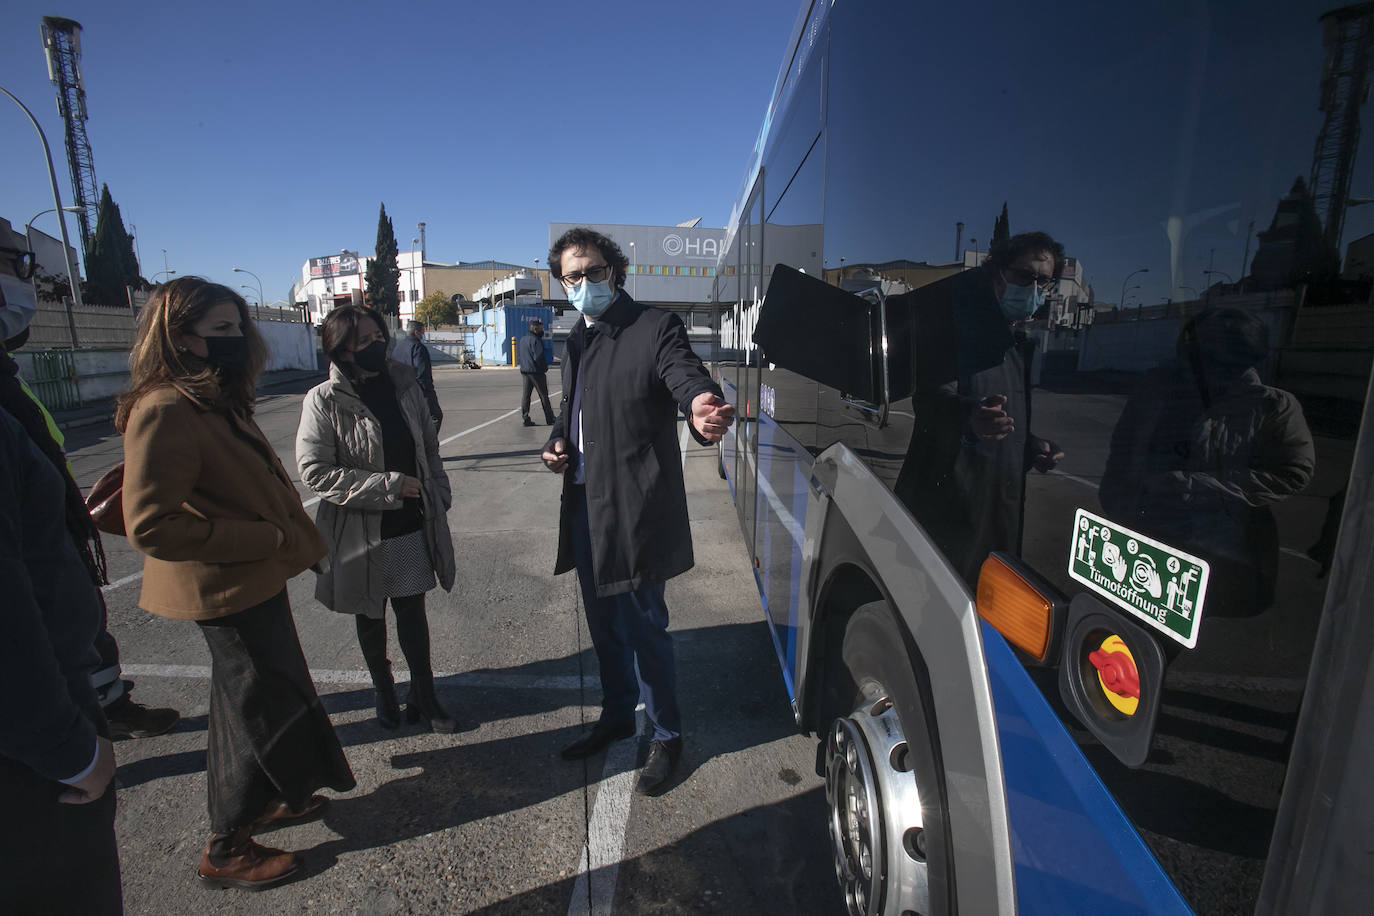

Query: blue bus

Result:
[714,2,1374,913]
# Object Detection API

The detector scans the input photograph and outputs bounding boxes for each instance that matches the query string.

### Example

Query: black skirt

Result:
[196,589,355,833]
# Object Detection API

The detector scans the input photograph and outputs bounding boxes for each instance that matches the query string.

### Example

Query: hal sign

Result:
[661,234,719,260]
[1067,509,1209,648]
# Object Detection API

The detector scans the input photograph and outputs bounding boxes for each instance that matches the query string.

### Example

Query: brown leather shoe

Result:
[253,794,329,829]
[198,837,300,890]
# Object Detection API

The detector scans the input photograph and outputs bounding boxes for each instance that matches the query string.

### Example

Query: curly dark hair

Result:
[548,227,629,290]
[320,305,391,364]
[984,230,1066,278]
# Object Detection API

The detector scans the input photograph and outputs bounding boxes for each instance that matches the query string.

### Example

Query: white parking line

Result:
[568,709,646,916]
[100,393,561,592]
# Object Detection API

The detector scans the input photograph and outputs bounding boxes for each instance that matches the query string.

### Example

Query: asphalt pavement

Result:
[71,366,841,915]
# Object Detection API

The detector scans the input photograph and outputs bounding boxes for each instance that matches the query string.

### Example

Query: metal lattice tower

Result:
[1310,3,1374,256]
[40,17,98,258]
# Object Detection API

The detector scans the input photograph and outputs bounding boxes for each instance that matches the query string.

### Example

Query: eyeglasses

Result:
[1002,266,1056,291]
[0,246,37,282]
[558,263,612,288]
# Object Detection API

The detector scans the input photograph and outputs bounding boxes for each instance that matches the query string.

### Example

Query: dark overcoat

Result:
[547,293,721,597]
[892,269,1034,587]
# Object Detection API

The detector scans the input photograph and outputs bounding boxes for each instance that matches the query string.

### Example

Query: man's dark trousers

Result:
[567,484,680,743]
[521,371,555,424]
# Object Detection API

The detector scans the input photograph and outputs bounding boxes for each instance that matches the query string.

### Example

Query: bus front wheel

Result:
[825,602,950,916]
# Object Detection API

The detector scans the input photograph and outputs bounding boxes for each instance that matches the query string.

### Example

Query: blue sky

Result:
[1,0,801,303]
[5,0,1369,311]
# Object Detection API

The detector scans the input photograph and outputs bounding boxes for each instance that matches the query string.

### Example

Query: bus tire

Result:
[825,601,952,916]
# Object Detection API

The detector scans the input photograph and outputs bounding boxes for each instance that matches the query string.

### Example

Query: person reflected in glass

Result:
[1100,307,1315,617]
[296,306,458,733]
[893,231,1065,587]
[116,278,355,889]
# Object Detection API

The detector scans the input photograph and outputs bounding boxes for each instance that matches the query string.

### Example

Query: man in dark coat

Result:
[893,231,1065,587]
[518,317,555,426]
[392,320,442,430]
[540,227,734,795]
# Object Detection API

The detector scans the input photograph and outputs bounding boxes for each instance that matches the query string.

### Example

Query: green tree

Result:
[365,203,401,324]
[33,270,71,304]
[86,184,144,305]
[990,202,1010,254]
[414,289,458,328]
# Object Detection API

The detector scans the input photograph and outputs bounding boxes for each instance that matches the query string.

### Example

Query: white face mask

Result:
[0,274,38,341]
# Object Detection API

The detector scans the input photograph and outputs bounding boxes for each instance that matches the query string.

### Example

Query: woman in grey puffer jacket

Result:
[296,306,457,731]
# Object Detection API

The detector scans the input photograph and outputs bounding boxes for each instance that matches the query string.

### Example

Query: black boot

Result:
[371,662,401,730]
[405,675,457,733]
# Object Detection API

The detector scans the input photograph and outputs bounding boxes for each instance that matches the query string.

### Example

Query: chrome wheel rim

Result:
[826,692,930,916]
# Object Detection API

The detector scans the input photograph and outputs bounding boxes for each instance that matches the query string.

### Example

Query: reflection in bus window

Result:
[891,232,1067,587]
[1100,307,1316,620]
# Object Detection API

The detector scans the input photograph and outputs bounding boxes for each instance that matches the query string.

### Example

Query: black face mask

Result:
[352,339,389,373]
[531,327,544,337]
[202,336,251,372]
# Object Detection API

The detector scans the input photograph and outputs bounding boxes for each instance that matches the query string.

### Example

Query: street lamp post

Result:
[151,270,176,283]
[1123,285,1142,312]
[1120,267,1149,311]
[239,285,261,316]
[1202,269,1233,303]
[2,84,84,349]
[26,204,84,235]
[233,267,264,319]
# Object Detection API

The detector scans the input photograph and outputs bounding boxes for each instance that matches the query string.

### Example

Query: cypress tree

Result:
[365,203,401,323]
[86,184,144,304]
[990,202,1010,255]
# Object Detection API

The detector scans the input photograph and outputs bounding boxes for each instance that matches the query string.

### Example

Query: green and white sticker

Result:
[1067,508,1210,648]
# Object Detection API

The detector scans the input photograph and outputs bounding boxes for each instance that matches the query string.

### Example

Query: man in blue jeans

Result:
[541,227,734,795]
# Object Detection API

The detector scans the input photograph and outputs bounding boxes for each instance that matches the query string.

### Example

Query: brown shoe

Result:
[198,836,300,890]
[253,794,329,829]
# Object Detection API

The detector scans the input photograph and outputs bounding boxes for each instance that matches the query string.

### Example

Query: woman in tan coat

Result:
[296,306,457,733]
[116,278,354,890]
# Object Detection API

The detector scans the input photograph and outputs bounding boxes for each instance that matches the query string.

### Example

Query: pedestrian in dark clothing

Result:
[0,248,122,913]
[1100,307,1315,618]
[0,219,179,741]
[392,320,442,431]
[519,317,555,426]
[541,227,734,796]
[893,231,1065,587]
[117,278,354,890]
[3,333,180,740]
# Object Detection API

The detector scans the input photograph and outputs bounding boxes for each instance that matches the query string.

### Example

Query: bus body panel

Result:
[715,0,1374,910]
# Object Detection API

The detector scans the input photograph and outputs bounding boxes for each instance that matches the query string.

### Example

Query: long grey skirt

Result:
[196,589,355,833]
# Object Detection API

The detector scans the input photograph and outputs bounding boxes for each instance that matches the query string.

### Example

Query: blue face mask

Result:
[999,281,1045,322]
[568,278,615,318]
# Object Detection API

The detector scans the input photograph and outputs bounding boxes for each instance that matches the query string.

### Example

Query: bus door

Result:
[734,183,765,552]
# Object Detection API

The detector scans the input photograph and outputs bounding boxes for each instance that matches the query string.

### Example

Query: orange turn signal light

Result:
[976,553,1057,663]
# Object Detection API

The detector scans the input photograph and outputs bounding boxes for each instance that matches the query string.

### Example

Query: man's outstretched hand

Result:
[691,393,735,443]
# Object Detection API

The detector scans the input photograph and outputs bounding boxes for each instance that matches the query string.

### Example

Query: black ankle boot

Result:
[371,662,400,730]
[405,676,457,733]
